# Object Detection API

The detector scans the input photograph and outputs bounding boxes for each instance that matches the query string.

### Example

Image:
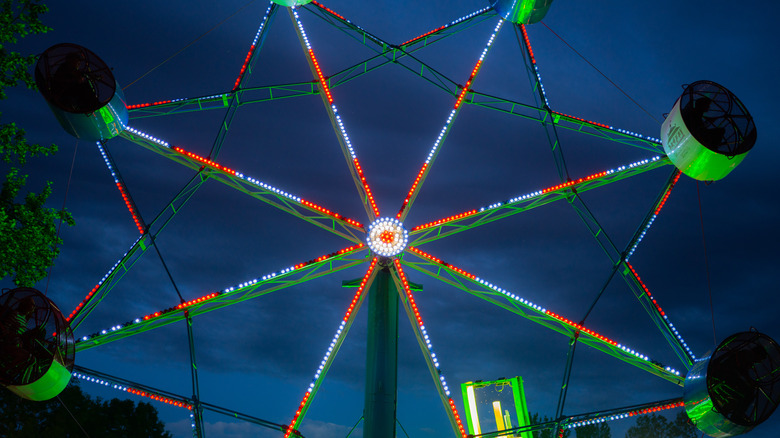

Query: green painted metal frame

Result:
[65,3,707,435]
[410,157,670,246]
[73,365,296,435]
[390,265,463,436]
[118,129,365,243]
[399,252,685,386]
[461,377,533,438]
[75,246,368,352]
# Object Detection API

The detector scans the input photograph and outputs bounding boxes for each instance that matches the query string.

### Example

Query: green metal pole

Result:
[363,265,398,438]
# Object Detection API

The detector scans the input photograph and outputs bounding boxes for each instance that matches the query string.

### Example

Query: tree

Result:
[575,421,611,438]
[530,413,571,438]
[624,412,698,438]
[0,383,173,437]
[0,0,73,287]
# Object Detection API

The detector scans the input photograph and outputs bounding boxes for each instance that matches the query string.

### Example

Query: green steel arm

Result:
[289,258,380,433]
[290,9,380,220]
[73,365,297,435]
[465,91,664,153]
[390,262,464,438]
[126,9,494,120]
[127,84,319,119]
[409,156,671,246]
[118,129,365,243]
[399,250,685,386]
[75,246,369,352]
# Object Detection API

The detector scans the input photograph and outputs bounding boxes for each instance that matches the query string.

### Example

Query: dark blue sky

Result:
[4,1,779,437]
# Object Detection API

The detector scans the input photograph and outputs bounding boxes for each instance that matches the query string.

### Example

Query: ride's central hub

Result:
[367,217,408,258]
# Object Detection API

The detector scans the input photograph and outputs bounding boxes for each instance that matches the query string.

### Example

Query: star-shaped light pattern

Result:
[64,2,707,437]
[367,218,408,257]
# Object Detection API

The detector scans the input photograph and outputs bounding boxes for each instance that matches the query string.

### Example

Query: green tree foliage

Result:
[0,383,172,437]
[0,0,73,287]
[624,412,698,438]
[575,421,611,438]
[530,413,571,438]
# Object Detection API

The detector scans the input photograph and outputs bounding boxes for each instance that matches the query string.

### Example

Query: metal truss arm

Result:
[391,261,468,438]
[290,9,381,220]
[409,157,670,246]
[396,18,506,221]
[72,365,296,435]
[119,128,365,243]
[400,248,685,385]
[466,90,664,153]
[283,258,379,437]
[75,245,368,352]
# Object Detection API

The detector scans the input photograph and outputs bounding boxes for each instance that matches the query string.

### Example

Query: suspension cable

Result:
[123,0,257,90]
[44,139,78,296]
[539,21,661,125]
[56,393,91,437]
[696,181,717,346]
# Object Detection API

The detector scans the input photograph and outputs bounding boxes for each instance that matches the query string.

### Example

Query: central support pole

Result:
[364,265,398,438]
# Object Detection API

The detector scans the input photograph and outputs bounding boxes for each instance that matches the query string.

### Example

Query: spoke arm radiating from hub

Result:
[290,9,381,220]
[391,261,468,438]
[72,366,297,435]
[283,258,379,438]
[396,18,506,222]
[74,244,368,352]
[401,247,685,385]
[409,156,670,246]
[210,2,278,160]
[119,128,365,242]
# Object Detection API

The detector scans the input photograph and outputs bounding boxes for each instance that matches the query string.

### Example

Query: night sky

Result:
[3,1,780,437]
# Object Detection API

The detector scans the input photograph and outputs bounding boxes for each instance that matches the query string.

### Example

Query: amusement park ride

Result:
[1,0,778,437]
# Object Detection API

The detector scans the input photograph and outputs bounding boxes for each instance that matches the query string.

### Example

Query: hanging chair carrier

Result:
[0,288,75,401]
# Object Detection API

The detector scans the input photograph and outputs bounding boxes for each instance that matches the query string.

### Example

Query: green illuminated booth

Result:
[462,377,533,437]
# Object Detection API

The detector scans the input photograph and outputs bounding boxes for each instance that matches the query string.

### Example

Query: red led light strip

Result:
[402,25,446,46]
[448,398,469,438]
[396,163,428,219]
[134,245,366,323]
[553,111,611,130]
[116,182,145,234]
[542,170,608,194]
[283,392,309,438]
[394,259,424,326]
[454,59,483,109]
[353,158,380,218]
[293,243,365,270]
[173,146,237,175]
[126,387,192,410]
[412,209,478,231]
[283,258,377,437]
[407,247,477,280]
[519,24,536,64]
[654,171,681,215]
[233,44,255,91]
[311,1,345,20]
[143,292,221,321]
[395,260,467,438]
[66,283,100,322]
[628,401,684,416]
[300,199,364,228]
[126,100,173,110]
[343,257,377,322]
[308,49,333,104]
[408,247,622,347]
[545,310,619,346]
[625,262,665,317]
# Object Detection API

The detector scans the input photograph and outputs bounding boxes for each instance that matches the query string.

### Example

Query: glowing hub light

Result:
[367,218,408,257]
